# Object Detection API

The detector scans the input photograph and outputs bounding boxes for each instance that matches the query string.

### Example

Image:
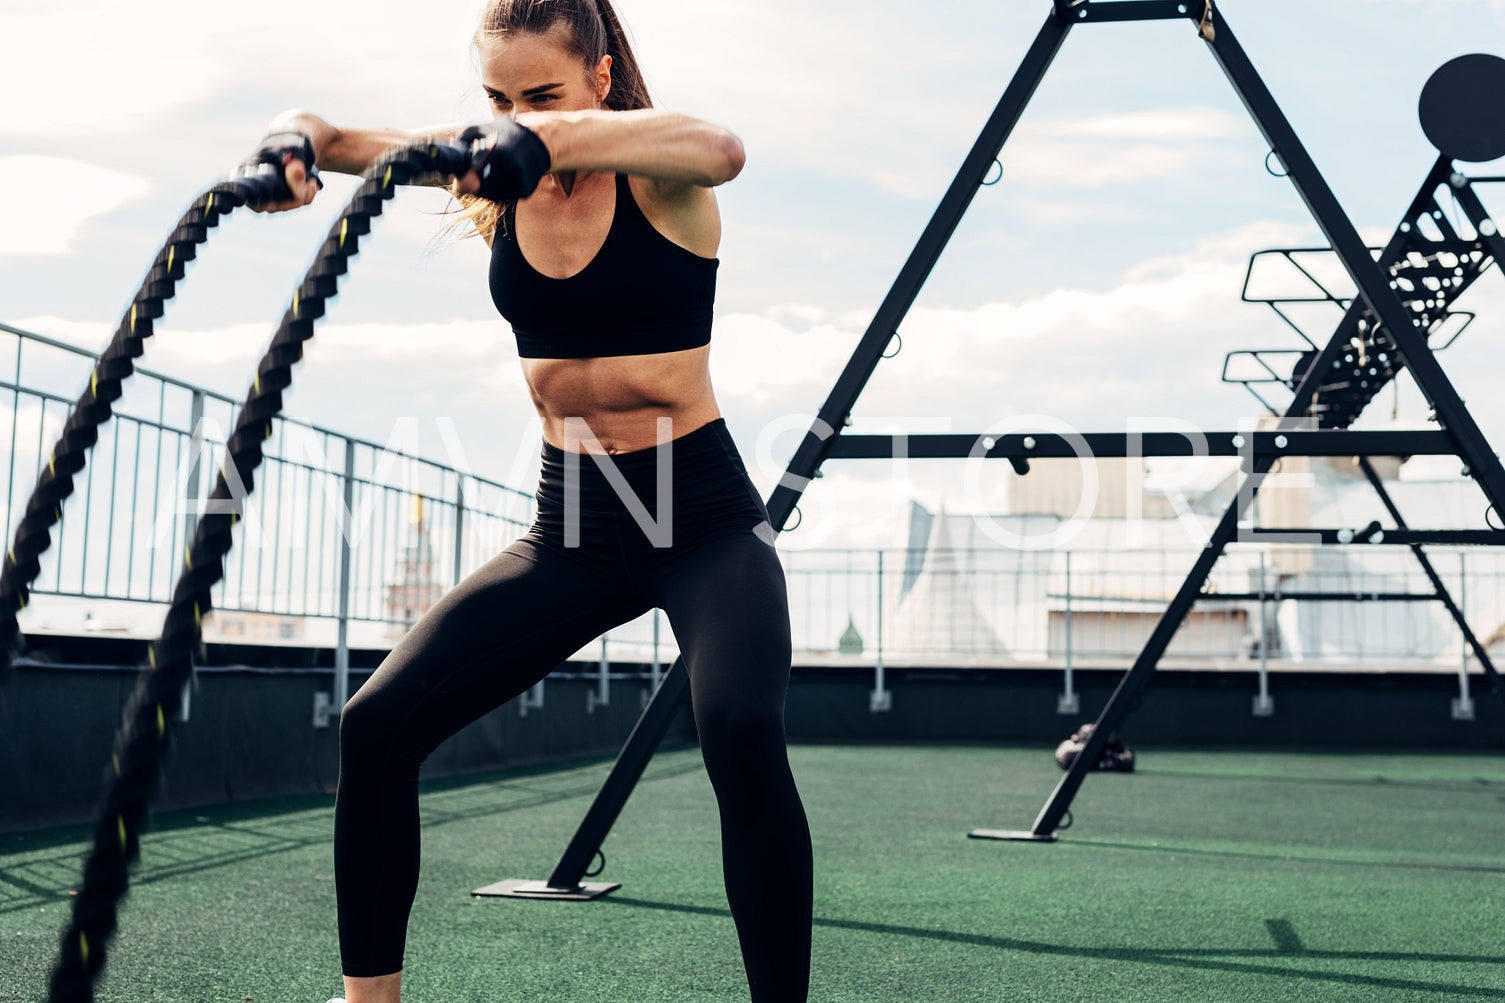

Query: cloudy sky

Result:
[3,0,1504,552]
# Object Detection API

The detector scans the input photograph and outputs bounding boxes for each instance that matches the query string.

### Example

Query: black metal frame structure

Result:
[478,0,1505,896]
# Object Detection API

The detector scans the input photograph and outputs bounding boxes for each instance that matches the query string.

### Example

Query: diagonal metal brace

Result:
[1357,457,1504,698]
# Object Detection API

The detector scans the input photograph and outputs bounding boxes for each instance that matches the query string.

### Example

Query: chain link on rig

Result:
[43,138,473,1003]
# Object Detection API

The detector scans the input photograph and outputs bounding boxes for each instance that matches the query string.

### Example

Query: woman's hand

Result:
[252,153,322,213]
[236,129,325,213]
[454,119,552,200]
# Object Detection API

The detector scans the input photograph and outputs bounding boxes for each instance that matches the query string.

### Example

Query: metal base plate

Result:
[471,879,621,901]
[968,828,1058,842]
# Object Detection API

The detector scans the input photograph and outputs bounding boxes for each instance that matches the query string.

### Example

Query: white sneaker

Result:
[326,998,347,1003]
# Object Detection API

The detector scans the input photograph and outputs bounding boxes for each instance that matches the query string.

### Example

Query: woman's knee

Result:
[338,676,422,775]
[695,699,788,772]
[338,688,383,758]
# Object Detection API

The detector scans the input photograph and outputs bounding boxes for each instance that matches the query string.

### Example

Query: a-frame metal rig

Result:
[475,0,1505,897]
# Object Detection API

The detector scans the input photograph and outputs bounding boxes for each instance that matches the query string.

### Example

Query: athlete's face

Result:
[478,26,612,121]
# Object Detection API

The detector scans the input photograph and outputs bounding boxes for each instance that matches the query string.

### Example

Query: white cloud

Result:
[707,219,1323,475]
[1028,109,1245,142]
[15,208,1505,551]
[701,221,1310,456]
[1004,196,1149,226]
[0,1,489,137]
[12,313,524,387]
[1001,108,1251,189]
[0,157,150,254]
[0,6,228,134]
[624,0,1015,194]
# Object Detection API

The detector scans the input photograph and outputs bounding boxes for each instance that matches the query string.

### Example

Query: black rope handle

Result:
[44,137,474,1003]
[0,161,313,673]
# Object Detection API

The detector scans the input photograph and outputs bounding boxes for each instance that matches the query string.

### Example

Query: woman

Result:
[251,2,813,1001]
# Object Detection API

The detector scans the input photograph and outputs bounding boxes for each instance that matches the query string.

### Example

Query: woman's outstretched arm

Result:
[251,110,470,213]
[511,108,745,189]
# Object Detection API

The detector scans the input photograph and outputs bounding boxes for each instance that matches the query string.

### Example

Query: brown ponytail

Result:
[449,0,654,244]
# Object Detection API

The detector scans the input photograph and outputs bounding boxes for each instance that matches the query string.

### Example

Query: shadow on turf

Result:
[1059,836,1505,875]
[1136,768,1505,794]
[603,896,1505,998]
[0,754,707,916]
[0,743,707,854]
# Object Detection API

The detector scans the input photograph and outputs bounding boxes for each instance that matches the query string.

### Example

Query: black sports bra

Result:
[488,173,720,359]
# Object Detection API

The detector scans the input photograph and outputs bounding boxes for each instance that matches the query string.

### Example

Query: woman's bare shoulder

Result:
[626,174,720,258]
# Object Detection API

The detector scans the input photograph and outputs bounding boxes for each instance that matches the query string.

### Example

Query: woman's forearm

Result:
[521,108,745,187]
[265,109,466,179]
[261,107,744,189]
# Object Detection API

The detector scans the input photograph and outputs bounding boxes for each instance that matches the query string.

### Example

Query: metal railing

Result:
[1,322,535,708]
[785,546,1503,662]
[7,322,1497,720]
[780,541,1501,717]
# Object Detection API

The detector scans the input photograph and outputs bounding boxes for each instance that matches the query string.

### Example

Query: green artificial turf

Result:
[3,742,1504,1002]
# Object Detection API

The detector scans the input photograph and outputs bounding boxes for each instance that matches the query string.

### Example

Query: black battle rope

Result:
[45,137,474,1003]
[0,169,305,673]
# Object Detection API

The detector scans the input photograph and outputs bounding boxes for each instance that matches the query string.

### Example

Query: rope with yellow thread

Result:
[0,186,240,671]
[44,136,477,1003]
[0,143,326,675]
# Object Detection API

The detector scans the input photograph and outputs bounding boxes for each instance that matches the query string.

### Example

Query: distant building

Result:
[888,503,1009,658]
[203,610,305,643]
[837,615,864,654]
[384,495,447,640]
[891,423,1500,668]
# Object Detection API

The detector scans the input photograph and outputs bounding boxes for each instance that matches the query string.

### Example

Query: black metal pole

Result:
[823,429,1463,460]
[473,657,692,900]
[981,13,1505,843]
[1202,10,1505,514]
[765,12,1073,530]
[1290,156,1452,424]
[978,214,1426,839]
[512,10,1077,897]
[1356,456,1503,697]
[973,453,1277,841]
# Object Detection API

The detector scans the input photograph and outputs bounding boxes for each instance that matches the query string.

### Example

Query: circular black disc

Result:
[1419,53,1505,162]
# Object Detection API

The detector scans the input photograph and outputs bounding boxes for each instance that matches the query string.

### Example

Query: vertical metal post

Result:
[520,678,545,717]
[1453,551,1475,721]
[1253,552,1274,716]
[641,612,663,710]
[1058,550,1078,713]
[650,608,662,691]
[182,391,204,556]
[178,390,204,725]
[334,438,356,713]
[587,632,610,712]
[172,390,195,729]
[871,548,891,712]
[452,476,465,587]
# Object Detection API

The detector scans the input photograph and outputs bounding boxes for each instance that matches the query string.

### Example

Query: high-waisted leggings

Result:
[334,417,813,1002]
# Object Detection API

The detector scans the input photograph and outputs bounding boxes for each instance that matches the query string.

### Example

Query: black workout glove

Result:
[233,130,323,206]
[462,119,551,201]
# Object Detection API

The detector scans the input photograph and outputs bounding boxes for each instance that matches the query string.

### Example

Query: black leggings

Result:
[334,417,813,1001]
